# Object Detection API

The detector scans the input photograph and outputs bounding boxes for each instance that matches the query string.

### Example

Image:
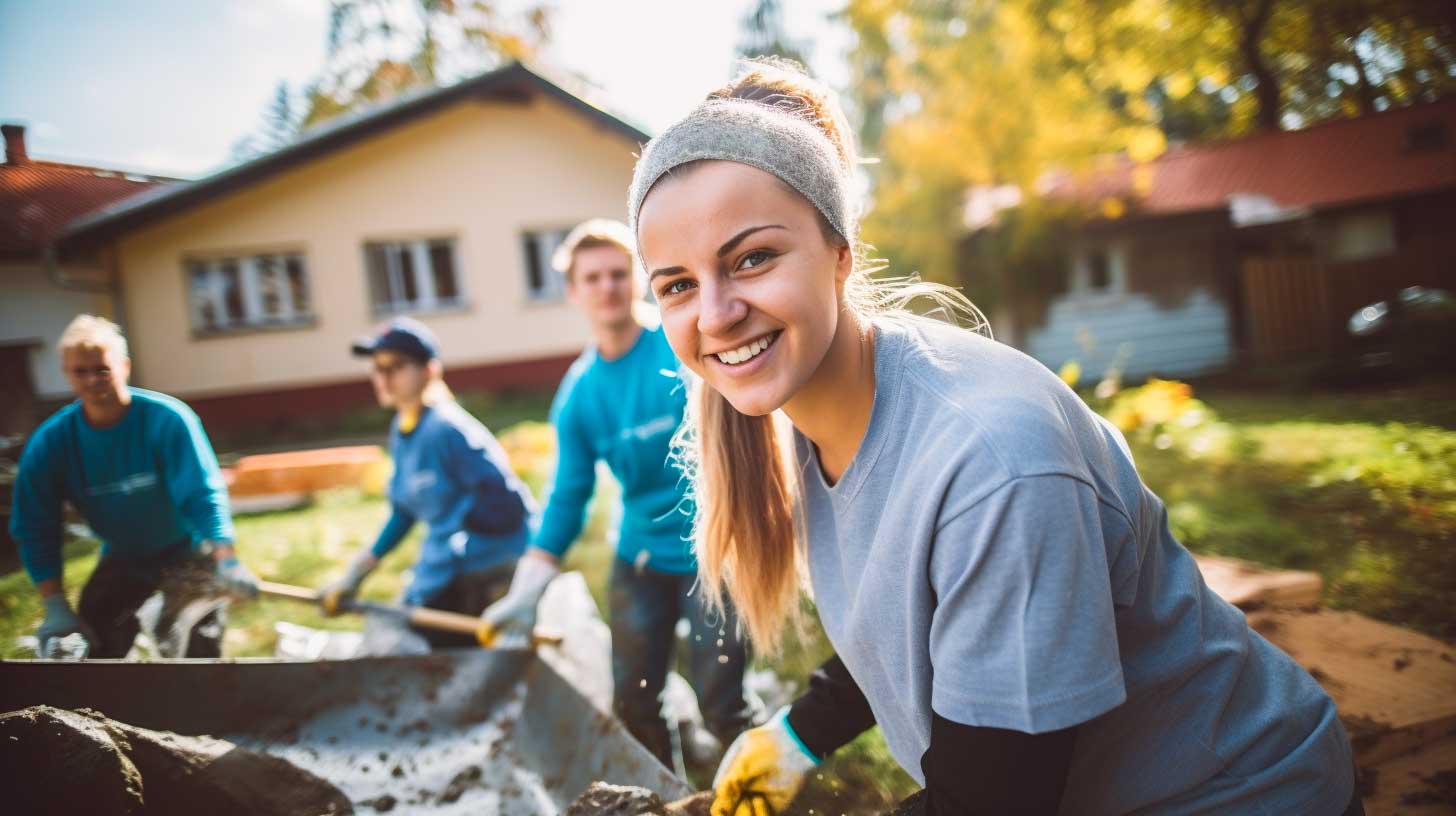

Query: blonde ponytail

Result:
[680,381,802,653]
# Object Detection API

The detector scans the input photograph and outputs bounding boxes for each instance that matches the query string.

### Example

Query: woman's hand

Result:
[712,707,818,816]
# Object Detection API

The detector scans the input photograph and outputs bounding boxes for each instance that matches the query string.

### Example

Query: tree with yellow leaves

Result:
[845,0,1454,294]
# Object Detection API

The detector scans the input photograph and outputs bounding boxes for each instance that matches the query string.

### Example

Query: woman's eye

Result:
[660,279,695,297]
[740,250,775,270]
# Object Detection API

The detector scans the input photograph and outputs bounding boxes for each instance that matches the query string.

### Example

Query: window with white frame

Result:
[186,252,311,334]
[1071,243,1127,297]
[521,228,570,302]
[364,238,463,315]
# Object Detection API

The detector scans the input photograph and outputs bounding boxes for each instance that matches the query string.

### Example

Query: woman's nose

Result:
[696,279,749,337]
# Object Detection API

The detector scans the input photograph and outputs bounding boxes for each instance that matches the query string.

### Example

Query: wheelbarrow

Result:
[0,573,693,814]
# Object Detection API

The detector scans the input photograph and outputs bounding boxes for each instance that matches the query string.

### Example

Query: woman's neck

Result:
[396,397,424,433]
[781,311,876,485]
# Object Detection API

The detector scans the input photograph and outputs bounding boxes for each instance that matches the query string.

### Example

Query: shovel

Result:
[258,580,563,648]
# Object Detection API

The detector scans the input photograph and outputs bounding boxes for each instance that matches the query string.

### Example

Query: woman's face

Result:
[639,160,851,417]
[369,350,428,408]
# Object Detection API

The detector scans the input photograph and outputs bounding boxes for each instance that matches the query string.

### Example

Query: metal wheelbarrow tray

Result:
[0,576,691,814]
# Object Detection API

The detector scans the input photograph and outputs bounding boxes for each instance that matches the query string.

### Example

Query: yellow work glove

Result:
[711,707,819,816]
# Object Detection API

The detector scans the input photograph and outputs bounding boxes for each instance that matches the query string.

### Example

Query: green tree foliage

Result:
[736,0,811,67]
[845,0,1455,307]
[231,81,302,162]
[301,0,552,129]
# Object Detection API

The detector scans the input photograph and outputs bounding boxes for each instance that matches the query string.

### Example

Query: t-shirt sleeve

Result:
[928,473,1127,734]
[157,403,234,545]
[10,425,66,583]
[532,379,598,559]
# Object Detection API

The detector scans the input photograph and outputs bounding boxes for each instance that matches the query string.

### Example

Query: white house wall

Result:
[1024,287,1232,384]
[0,263,112,398]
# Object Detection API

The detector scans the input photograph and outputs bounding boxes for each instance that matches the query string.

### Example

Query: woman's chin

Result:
[717,385,785,418]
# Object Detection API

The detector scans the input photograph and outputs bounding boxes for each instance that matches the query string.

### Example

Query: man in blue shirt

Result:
[481,219,754,766]
[10,315,259,659]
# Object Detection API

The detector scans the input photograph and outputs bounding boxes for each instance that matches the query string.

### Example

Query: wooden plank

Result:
[1246,608,1456,766]
[223,445,386,497]
[1194,554,1323,610]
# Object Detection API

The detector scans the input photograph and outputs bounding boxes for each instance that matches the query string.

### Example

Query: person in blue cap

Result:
[479,219,755,767]
[10,314,258,659]
[318,316,537,651]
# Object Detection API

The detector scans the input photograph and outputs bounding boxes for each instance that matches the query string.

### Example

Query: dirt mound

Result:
[563,783,712,816]
[0,705,352,815]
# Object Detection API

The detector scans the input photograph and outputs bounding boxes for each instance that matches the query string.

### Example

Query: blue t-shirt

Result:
[533,323,694,574]
[372,401,534,605]
[798,318,1352,815]
[11,388,233,583]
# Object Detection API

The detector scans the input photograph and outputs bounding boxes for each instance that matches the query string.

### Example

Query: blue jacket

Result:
[11,388,233,583]
[372,400,534,605]
[533,323,694,574]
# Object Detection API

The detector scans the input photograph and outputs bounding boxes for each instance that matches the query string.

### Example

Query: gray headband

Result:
[628,97,856,250]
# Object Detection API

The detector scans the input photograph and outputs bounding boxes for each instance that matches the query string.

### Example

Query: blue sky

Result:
[0,0,850,178]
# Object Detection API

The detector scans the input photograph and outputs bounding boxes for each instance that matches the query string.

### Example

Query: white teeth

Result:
[716,333,775,365]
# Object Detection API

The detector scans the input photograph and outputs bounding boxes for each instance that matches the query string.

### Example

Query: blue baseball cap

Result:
[351,317,439,363]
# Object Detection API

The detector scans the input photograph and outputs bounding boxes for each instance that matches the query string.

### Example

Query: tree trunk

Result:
[1236,0,1282,130]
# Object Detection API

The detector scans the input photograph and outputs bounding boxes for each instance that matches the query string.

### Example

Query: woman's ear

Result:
[427,359,444,380]
[833,239,854,286]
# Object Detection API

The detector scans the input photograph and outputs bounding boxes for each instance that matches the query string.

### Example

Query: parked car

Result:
[1343,286,1456,382]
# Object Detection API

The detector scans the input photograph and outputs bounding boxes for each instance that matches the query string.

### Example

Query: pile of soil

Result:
[0,705,352,815]
[563,783,712,816]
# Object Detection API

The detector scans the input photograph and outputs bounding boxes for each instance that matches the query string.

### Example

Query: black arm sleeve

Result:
[908,713,1077,816]
[785,655,877,760]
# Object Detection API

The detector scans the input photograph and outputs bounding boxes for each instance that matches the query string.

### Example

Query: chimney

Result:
[3,124,28,165]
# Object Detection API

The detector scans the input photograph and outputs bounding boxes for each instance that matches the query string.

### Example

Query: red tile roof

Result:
[1047,97,1456,217]
[0,158,173,258]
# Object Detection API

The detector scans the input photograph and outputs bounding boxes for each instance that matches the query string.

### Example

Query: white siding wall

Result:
[1024,287,1233,385]
[0,263,113,398]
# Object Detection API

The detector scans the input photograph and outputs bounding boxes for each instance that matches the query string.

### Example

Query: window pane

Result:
[187,262,217,331]
[256,255,282,319]
[1088,252,1111,291]
[366,244,392,309]
[286,256,310,316]
[523,233,544,295]
[430,241,458,301]
[219,259,243,324]
[398,244,418,304]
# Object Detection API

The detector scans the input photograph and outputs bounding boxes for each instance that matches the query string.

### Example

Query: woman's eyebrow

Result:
[648,224,788,280]
[717,224,786,258]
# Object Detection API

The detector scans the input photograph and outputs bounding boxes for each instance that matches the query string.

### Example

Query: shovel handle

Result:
[257,580,563,648]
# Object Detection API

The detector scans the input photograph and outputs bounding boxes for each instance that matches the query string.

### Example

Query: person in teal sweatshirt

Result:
[481,219,754,766]
[318,317,535,652]
[9,315,258,659]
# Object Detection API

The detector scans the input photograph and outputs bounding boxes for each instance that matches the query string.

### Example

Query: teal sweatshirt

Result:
[533,323,694,574]
[11,388,233,583]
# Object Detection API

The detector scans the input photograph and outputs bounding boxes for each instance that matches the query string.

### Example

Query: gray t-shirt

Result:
[797,317,1352,815]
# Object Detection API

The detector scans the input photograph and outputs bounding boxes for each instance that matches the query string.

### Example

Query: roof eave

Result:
[58,62,648,249]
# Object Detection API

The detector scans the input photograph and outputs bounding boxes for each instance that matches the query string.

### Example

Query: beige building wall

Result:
[116,95,639,398]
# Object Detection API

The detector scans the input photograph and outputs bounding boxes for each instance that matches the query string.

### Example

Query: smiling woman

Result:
[629,58,1360,816]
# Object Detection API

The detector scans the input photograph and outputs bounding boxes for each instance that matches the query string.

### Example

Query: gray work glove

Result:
[215,554,261,599]
[36,594,95,659]
[478,553,559,647]
[320,550,377,617]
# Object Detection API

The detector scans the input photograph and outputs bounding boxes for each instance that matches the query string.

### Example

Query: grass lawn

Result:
[2,378,1452,812]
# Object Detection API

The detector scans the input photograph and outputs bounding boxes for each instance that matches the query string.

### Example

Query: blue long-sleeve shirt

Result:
[372,400,535,605]
[10,388,233,584]
[533,323,695,574]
